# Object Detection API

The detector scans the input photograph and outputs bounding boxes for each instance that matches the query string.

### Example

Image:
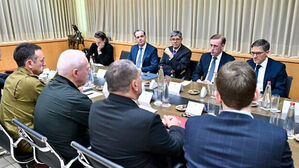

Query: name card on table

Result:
[97,69,107,78]
[185,101,205,116]
[138,91,153,105]
[282,100,299,122]
[180,80,192,86]
[169,82,183,96]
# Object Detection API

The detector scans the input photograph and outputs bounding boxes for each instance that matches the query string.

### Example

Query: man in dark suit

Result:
[192,34,235,83]
[184,61,293,168]
[160,30,191,79]
[127,30,159,73]
[247,39,288,97]
[89,59,184,168]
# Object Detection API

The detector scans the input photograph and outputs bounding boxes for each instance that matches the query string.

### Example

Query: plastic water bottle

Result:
[283,102,295,139]
[162,77,171,107]
[262,81,272,110]
[154,67,164,106]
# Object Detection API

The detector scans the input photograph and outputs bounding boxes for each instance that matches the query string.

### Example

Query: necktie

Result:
[207,57,217,81]
[173,50,177,56]
[255,64,261,81]
[136,48,143,68]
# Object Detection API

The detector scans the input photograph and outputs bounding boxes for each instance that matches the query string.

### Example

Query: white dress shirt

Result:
[205,52,223,83]
[256,57,268,92]
[136,43,147,68]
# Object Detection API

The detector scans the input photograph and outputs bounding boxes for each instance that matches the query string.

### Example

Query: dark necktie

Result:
[173,50,177,56]
[136,48,143,68]
[207,57,217,81]
[255,64,262,81]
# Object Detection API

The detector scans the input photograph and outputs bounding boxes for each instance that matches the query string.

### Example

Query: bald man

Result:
[34,49,92,167]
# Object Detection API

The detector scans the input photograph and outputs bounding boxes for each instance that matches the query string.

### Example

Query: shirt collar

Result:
[139,43,147,50]
[257,57,268,68]
[220,109,254,119]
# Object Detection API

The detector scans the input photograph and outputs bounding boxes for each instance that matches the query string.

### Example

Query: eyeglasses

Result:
[170,38,182,42]
[250,52,265,56]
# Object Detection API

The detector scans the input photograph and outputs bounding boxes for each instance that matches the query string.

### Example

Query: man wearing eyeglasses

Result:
[160,30,192,79]
[127,30,159,73]
[192,34,235,83]
[247,39,288,97]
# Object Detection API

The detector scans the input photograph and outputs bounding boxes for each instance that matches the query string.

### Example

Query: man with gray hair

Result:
[160,30,191,78]
[89,59,185,168]
[34,49,92,167]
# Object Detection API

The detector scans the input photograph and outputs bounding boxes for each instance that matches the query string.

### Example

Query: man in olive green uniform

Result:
[0,43,46,152]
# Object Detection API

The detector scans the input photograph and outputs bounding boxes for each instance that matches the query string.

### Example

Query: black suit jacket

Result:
[184,111,293,167]
[160,44,191,79]
[89,93,184,168]
[86,42,114,66]
[247,58,288,97]
[192,52,235,81]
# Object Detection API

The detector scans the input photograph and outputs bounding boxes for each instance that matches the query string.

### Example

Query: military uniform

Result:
[0,67,45,152]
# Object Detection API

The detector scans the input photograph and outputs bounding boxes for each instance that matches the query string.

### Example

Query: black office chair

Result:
[0,122,33,164]
[285,76,293,98]
[71,141,124,168]
[119,50,130,59]
[12,119,78,168]
[184,60,198,81]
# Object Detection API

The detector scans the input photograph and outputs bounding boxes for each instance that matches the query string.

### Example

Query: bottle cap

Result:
[290,102,295,106]
[267,81,271,85]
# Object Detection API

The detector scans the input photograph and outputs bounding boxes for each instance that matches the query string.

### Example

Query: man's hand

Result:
[164,48,173,60]
[162,115,181,127]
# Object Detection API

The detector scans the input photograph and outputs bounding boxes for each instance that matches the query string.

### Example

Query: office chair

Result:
[119,51,130,59]
[285,76,293,98]
[12,119,78,168]
[71,141,124,168]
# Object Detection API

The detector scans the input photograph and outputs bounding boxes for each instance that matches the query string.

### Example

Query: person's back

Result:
[184,61,293,168]
[185,113,292,167]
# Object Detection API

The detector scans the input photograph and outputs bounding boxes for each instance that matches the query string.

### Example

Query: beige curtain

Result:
[85,0,299,57]
[0,0,78,42]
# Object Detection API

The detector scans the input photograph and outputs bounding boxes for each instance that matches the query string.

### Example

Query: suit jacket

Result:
[184,111,294,168]
[127,43,159,73]
[247,58,288,97]
[86,42,114,66]
[89,93,184,168]
[192,52,235,81]
[160,44,191,79]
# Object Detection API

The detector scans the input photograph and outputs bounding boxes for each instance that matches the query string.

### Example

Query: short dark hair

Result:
[94,31,108,42]
[210,34,226,45]
[251,39,270,51]
[105,59,139,92]
[215,61,256,110]
[13,43,42,67]
[133,30,146,37]
[170,30,182,38]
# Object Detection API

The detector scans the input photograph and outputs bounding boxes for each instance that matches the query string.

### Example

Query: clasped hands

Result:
[162,115,181,128]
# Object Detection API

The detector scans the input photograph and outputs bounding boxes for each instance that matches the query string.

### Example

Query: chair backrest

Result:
[119,51,130,59]
[71,141,124,168]
[12,119,77,168]
[285,76,293,98]
[184,60,198,81]
[0,122,33,163]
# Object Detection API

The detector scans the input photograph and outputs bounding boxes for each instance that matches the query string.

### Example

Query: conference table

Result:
[90,77,299,167]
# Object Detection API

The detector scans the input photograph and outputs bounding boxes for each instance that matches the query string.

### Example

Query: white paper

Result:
[102,82,109,98]
[139,104,157,113]
[181,80,192,86]
[168,82,182,95]
[138,91,153,105]
[97,69,107,78]
[185,101,205,116]
[149,80,158,89]
[282,100,299,122]
[83,90,103,99]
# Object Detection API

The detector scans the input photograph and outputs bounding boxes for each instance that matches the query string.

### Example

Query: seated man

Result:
[160,30,191,79]
[34,50,92,167]
[0,43,46,153]
[86,31,114,66]
[89,59,184,168]
[192,34,235,83]
[247,39,288,97]
[184,61,293,167]
[127,30,159,73]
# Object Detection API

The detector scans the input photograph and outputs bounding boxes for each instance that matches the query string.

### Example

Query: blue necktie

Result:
[207,57,217,81]
[255,64,261,82]
[173,50,177,56]
[136,48,143,68]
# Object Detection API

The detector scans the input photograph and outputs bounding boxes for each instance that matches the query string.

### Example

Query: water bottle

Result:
[262,81,272,110]
[283,102,295,139]
[154,67,164,106]
[162,77,171,107]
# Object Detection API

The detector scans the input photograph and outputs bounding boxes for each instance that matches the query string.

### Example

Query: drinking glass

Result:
[270,94,280,112]
[207,84,216,98]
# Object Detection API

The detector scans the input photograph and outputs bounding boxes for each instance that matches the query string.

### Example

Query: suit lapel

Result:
[142,45,148,62]
[133,45,139,63]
